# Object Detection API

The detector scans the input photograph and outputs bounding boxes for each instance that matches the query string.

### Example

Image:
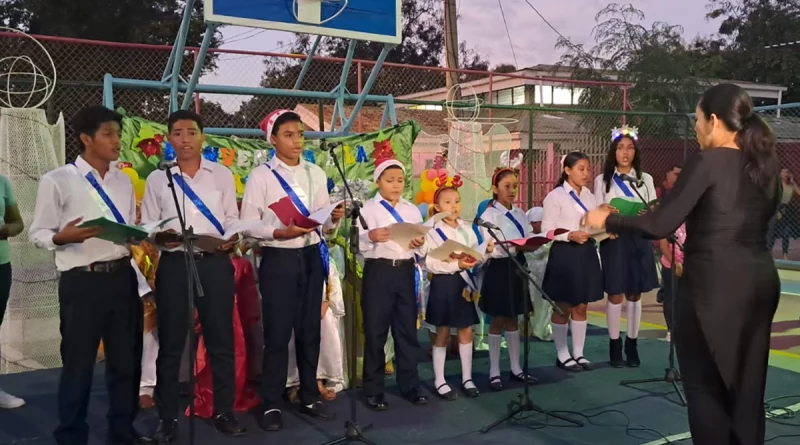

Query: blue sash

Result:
[265,164,330,274]
[72,163,125,224]
[378,200,423,310]
[612,174,635,198]
[494,204,525,238]
[172,174,225,235]
[568,190,589,213]
[472,225,484,245]
[433,226,480,292]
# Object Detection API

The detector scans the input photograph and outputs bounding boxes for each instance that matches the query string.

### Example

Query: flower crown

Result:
[611,125,639,142]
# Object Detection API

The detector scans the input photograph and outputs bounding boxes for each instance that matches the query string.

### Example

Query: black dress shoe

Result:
[153,419,177,445]
[489,376,503,391]
[460,380,480,398]
[404,389,429,406]
[435,383,457,401]
[556,358,582,372]
[256,409,282,432]
[574,356,594,371]
[609,337,624,368]
[212,412,246,436]
[625,337,641,367]
[105,428,153,445]
[299,401,337,421]
[510,372,539,384]
[365,395,389,412]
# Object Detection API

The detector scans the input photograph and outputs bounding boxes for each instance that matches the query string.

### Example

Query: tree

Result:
[556,3,709,114]
[492,64,518,74]
[235,0,490,129]
[705,0,800,103]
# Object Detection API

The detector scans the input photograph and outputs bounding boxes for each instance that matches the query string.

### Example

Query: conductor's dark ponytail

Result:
[698,84,779,194]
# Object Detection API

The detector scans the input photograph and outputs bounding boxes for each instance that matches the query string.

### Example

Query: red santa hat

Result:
[259,109,296,139]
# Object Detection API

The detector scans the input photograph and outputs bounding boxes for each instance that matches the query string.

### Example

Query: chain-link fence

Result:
[0,32,631,163]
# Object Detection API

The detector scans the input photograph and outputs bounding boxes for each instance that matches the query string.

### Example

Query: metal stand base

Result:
[321,422,377,445]
[620,367,686,406]
[481,393,584,433]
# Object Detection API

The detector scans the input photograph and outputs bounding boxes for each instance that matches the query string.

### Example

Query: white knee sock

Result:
[506,330,523,376]
[459,342,476,389]
[607,301,622,340]
[433,346,448,391]
[627,300,642,339]
[552,323,571,363]
[488,334,502,378]
[570,320,588,359]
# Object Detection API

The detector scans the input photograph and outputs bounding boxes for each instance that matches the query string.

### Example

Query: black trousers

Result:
[0,262,10,324]
[154,252,235,419]
[361,260,420,397]
[54,263,142,445]
[658,266,677,331]
[259,244,325,408]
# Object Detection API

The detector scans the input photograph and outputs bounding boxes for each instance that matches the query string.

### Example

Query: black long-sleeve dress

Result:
[605,148,780,445]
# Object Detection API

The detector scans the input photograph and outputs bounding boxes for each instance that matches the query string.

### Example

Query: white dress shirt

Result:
[140,159,239,251]
[593,169,657,206]
[423,219,487,274]
[479,202,531,258]
[358,195,423,260]
[240,157,336,249]
[29,156,135,271]
[542,182,599,242]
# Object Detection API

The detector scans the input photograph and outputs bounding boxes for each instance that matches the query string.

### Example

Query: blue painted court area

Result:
[782,279,800,296]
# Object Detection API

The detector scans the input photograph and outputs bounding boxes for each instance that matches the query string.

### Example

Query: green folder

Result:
[78,217,173,245]
[609,197,645,216]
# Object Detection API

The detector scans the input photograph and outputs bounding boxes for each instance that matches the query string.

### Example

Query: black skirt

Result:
[599,233,659,295]
[542,242,603,305]
[479,255,528,317]
[425,274,479,328]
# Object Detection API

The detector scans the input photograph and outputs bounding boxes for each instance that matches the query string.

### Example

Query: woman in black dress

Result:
[584,83,780,445]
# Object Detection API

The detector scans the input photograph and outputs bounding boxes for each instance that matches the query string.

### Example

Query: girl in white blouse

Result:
[477,168,538,391]
[541,152,604,372]
[593,127,659,368]
[423,184,491,400]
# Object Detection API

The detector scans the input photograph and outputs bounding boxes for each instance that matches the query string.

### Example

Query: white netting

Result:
[0,107,65,374]
[443,85,517,218]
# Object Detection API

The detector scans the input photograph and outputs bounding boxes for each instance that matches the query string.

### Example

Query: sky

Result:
[201,0,724,111]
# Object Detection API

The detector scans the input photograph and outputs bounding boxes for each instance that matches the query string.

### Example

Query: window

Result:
[409,104,443,111]
[491,86,528,105]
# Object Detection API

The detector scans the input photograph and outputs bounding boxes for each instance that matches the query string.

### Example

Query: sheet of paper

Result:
[423,212,450,227]
[268,197,343,230]
[188,220,267,252]
[130,259,152,297]
[140,217,178,235]
[501,229,569,248]
[387,222,431,249]
[428,239,485,263]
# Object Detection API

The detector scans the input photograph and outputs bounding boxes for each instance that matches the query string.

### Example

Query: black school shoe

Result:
[625,337,641,367]
[256,409,282,432]
[299,401,337,420]
[212,412,246,436]
[609,338,625,368]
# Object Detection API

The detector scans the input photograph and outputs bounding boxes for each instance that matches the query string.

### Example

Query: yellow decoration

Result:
[233,174,244,195]
[133,178,146,202]
[344,145,356,165]
[420,179,435,192]
[120,167,139,183]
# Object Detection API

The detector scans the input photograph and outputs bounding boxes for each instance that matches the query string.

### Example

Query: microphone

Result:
[474,217,500,230]
[619,173,644,187]
[319,140,341,152]
[158,160,178,170]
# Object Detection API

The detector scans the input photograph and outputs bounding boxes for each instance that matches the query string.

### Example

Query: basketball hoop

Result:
[293,0,349,25]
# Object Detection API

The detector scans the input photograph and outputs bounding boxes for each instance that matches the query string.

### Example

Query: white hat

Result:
[374,159,405,182]
[527,207,544,223]
[259,109,296,139]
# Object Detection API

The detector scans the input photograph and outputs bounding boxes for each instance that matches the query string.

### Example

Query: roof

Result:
[293,103,450,134]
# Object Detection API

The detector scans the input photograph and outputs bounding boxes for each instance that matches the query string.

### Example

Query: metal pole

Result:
[342,44,394,134]
[294,35,322,90]
[169,0,197,113]
[181,23,218,110]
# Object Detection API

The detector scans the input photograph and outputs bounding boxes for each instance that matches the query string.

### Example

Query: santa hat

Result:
[374,159,405,182]
[527,207,544,223]
[259,109,297,139]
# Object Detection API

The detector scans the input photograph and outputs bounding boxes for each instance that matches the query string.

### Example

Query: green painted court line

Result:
[639,402,800,445]
[781,280,800,296]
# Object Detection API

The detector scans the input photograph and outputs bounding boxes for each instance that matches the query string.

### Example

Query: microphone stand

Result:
[480,228,582,434]
[616,179,686,406]
[164,168,205,445]
[320,142,375,445]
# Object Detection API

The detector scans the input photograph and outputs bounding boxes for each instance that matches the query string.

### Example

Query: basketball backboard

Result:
[206,0,402,44]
